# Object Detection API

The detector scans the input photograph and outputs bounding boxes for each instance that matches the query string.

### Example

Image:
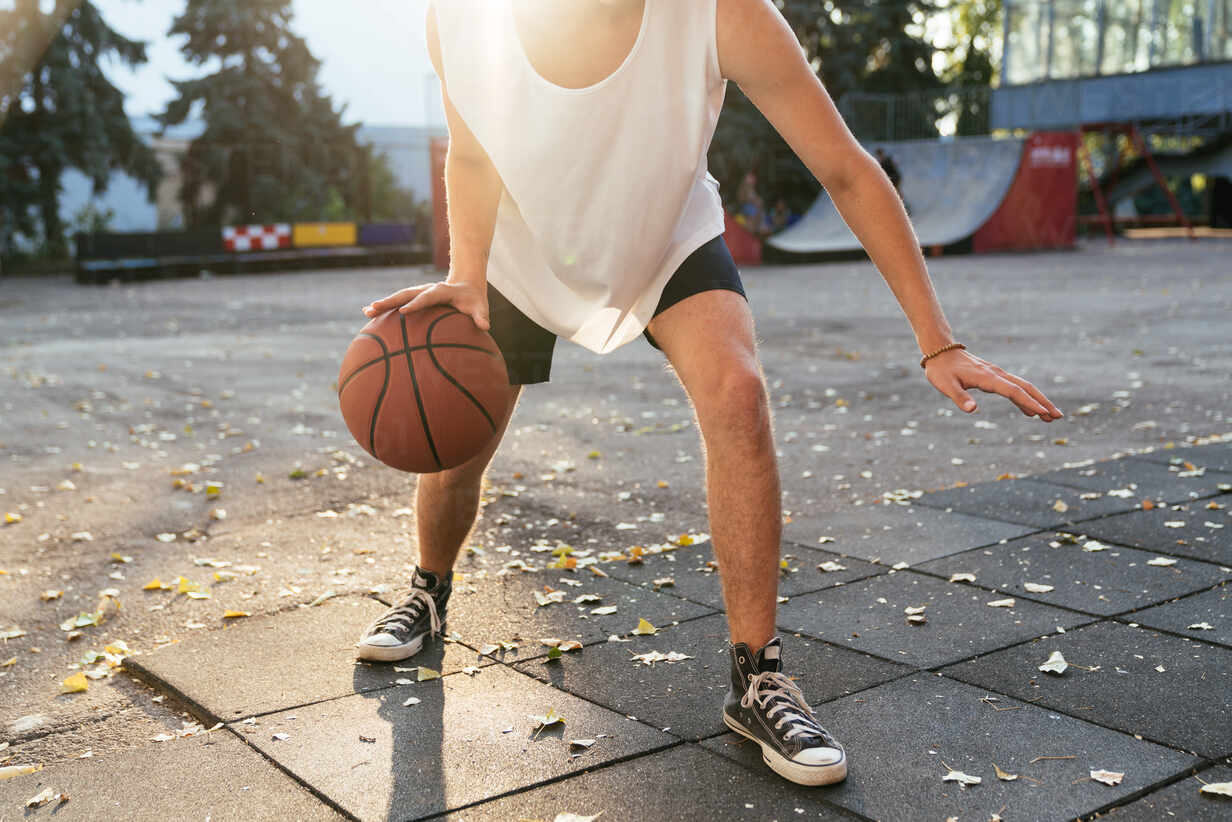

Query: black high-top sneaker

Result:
[356,568,452,662]
[723,637,847,786]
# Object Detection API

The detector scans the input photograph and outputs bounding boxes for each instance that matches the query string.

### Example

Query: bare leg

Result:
[646,291,779,649]
[416,387,522,576]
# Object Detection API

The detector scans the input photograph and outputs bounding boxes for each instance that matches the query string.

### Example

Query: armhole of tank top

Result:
[706,0,722,87]
[426,0,446,86]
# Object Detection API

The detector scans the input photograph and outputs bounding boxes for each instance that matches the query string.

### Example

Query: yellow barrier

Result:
[292,222,357,248]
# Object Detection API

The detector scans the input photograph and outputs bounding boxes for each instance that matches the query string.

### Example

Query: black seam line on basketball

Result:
[361,332,392,457]
[337,337,497,396]
[423,310,499,432]
[400,313,443,471]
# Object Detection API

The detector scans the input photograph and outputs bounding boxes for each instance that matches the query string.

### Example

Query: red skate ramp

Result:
[767,133,1076,254]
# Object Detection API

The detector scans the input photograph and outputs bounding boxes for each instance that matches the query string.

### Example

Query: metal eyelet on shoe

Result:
[747,673,754,681]
[738,656,745,664]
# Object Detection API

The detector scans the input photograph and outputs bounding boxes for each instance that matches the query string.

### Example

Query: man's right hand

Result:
[362,280,490,332]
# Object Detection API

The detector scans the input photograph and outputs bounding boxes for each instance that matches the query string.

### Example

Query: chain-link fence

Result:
[838,86,995,142]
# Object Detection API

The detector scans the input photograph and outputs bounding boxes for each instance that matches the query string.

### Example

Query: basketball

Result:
[337,306,513,473]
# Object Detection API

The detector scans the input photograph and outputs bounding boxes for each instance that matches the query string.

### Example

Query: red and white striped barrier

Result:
[222,224,292,252]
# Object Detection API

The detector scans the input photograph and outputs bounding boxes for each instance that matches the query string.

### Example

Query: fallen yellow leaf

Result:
[0,764,43,781]
[60,672,89,694]
[222,610,250,619]
[632,618,657,636]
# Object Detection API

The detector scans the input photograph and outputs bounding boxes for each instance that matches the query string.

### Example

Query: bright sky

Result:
[93,0,440,126]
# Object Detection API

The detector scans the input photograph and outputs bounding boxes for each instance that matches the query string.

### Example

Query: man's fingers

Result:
[400,285,450,313]
[941,379,978,413]
[363,285,432,315]
[970,373,1051,418]
[1001,372,1063,419]
[399,286,491,332]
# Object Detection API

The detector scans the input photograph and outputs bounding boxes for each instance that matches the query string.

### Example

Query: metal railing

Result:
[838,86,995,142]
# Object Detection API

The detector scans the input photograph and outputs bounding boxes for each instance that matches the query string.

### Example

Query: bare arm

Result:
[362,1,503,329]
[717,0,1061,421]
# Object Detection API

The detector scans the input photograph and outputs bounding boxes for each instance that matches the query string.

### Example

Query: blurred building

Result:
[59,115,447,234]
[994,0,1231,133]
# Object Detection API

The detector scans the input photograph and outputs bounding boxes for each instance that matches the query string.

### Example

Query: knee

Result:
[695,365,772,440]
[420,462,485,497]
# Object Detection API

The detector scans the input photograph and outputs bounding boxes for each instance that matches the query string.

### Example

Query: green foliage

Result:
[944,0,999,134]
[160,0,365,226]
[366,149,420,222]
[71,202,116,235]
[0,0,160,260]
[709,0,944,214]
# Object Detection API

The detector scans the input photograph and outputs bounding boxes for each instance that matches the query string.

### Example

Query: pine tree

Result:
[159,0,364,226]
[0,0,160,260]
[709,0,943,214]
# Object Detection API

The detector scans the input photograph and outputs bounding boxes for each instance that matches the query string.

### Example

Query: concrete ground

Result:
[0,236,1229,820]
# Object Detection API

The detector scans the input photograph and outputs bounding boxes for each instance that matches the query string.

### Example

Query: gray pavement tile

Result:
[1099,765,1232,820]
[236,664,671,822]
[941,620,1232,758]
[913,477,1142,529]
[701,675,1197,822]
[511,613,908,741]
[597,539,885,612]
[125,596,493,721]
[1078,503,1231,565]
[445,569,715,659]
[1123,582,1232,648]
[782,502,1037,564]
[443,743,856,820]
[914,531,1230,616]
[1033,455,1232,505]
[1135,442,1232,474]
[0,732,343,821]
[775,570,1094,669]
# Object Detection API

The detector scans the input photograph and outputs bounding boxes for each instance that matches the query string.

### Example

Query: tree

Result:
[709,0,944,214]
[0,1,160,260]
[943,0,1000,135]
[365,148,419,222]
[159,0,365,226]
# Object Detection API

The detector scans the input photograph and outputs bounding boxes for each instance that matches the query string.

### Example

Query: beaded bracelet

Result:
[920,342,966,369]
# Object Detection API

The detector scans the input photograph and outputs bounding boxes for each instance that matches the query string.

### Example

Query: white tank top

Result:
[433,0,728,353]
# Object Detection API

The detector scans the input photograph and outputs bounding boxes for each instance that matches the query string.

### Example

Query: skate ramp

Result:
[768,136,1026,254]
[1105,142,1232,205]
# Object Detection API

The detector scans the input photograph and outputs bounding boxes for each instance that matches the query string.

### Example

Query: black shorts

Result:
[487,235,746,385]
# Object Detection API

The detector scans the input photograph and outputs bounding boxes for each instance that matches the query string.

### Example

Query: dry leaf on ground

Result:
[1090,769,1125,786]
[942,769,981,786]
[1039,650,1069,675]
[631,618,657,636]
[993,763,1018,781]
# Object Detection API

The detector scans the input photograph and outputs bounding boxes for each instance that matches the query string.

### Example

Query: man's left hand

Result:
[925,348,1063,422]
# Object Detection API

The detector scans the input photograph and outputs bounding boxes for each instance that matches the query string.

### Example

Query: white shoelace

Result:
[371,589,440,637]
[741,671,825,742]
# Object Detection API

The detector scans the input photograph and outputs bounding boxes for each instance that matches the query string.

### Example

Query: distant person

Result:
[875,147,902,192]
[358,0,1063,789]
[735,170,771,236]
[875,147,906,212]
[769,197,797,231]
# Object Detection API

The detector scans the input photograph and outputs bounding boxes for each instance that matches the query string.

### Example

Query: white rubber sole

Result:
[354,633,427,662]
[723,713,848,786]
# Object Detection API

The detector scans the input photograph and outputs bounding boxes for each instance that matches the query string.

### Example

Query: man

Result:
[875,147,903,192]
[356,0,1063,787]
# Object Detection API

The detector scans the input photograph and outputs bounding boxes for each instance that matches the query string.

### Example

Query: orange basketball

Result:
[338,307,513,473]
